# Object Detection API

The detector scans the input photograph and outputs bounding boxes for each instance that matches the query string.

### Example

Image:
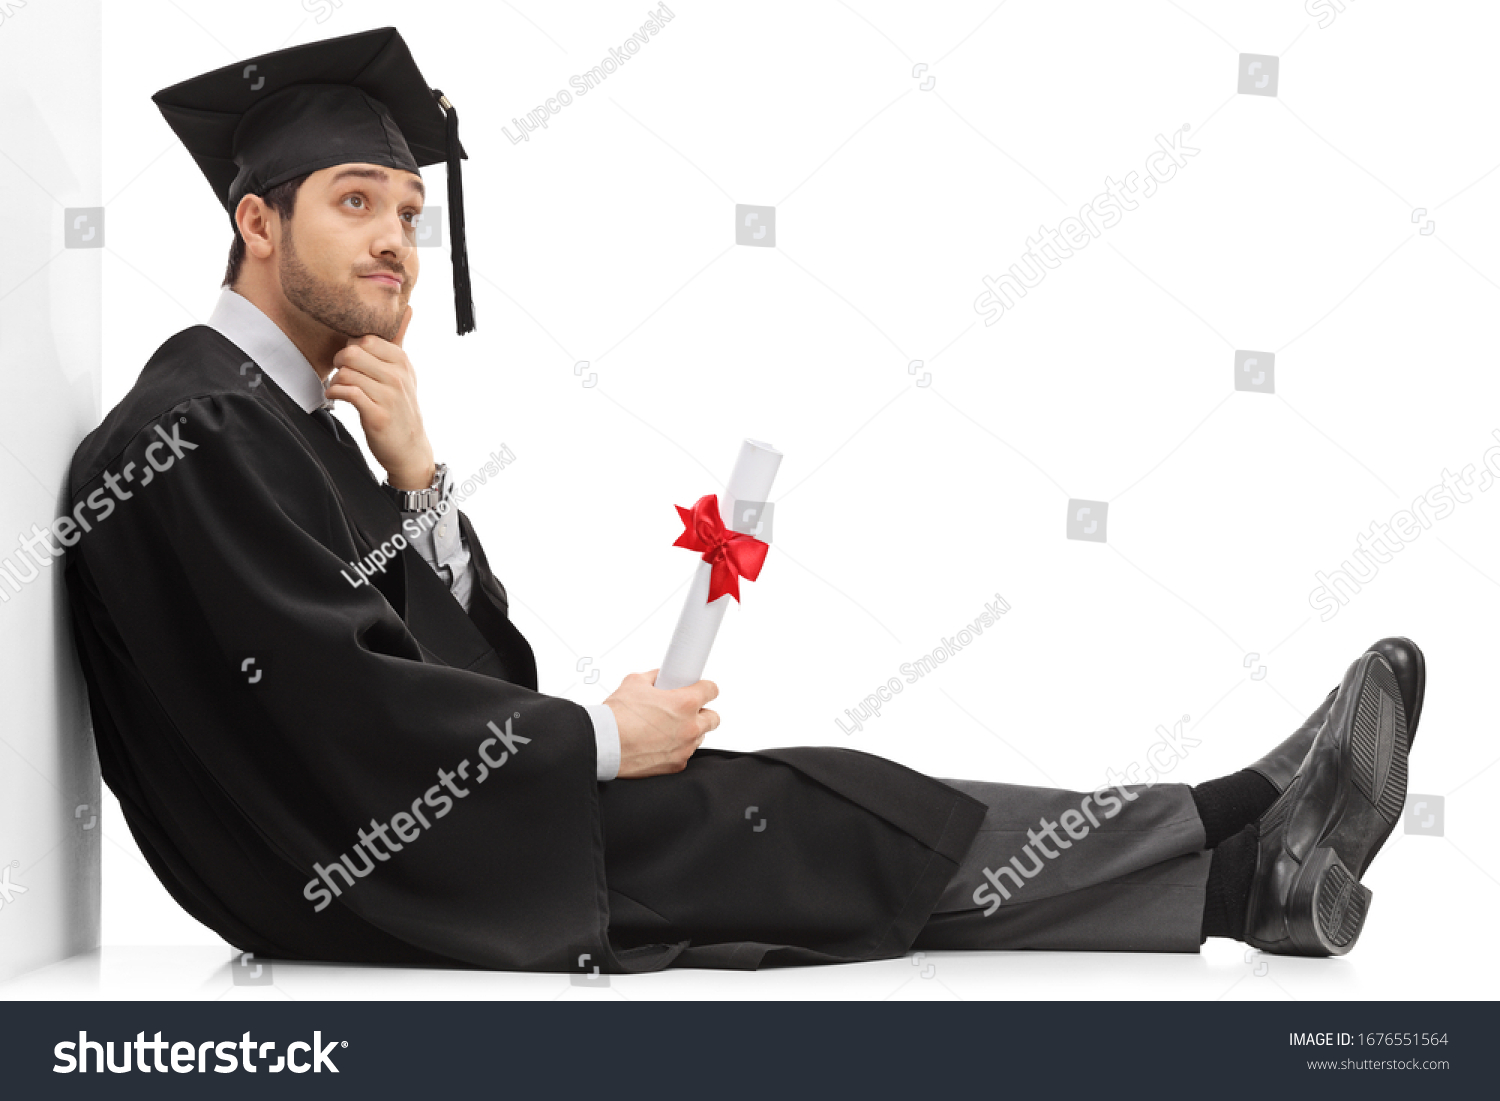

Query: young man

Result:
[64,27,1424,974]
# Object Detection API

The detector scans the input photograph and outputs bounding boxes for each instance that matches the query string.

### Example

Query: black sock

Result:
[1201,824,1259,942]
[1191,768,1279,848]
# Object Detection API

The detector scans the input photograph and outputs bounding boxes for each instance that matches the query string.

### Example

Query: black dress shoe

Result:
[1367,637,1425,747]
[1244,651,1410,956]
[1246,636,1425,793]
[1247,686,1338,793]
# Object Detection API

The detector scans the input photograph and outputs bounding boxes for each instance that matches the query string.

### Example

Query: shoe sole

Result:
[1373,636,1426,747]
[1263,655,1409,956]
[1396,636,1425,743]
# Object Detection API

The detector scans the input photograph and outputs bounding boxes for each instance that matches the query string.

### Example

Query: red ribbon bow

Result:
[672,494,769,603]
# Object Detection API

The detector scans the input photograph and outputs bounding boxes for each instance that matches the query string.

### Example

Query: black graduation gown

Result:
[63,324,987,973]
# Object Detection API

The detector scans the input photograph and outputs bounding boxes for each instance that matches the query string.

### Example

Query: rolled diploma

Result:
[655,439,782,690]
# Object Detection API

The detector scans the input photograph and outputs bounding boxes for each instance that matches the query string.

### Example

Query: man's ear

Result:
[234,194,277,262]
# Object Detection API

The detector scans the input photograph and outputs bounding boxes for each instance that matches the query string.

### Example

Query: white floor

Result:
[2,830,1490,1002]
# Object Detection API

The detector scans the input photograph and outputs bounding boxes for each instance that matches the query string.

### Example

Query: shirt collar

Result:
[206,286,334,414]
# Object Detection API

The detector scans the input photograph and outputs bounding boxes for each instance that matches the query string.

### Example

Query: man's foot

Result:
[1246,687,1337,794]
[1246,636,1425,793]
[1244,650,1410,956]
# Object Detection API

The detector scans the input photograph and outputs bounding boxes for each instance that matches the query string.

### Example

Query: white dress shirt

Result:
[205,286,620,780]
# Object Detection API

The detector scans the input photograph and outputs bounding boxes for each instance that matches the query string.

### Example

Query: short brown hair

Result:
[222,172,312,287]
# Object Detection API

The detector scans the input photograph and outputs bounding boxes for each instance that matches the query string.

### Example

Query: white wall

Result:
[0,0,102,983]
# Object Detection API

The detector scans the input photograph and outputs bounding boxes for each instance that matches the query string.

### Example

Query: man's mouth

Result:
[361,273,403,287]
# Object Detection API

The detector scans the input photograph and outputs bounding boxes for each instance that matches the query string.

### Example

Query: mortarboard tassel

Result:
[434,89,475,335]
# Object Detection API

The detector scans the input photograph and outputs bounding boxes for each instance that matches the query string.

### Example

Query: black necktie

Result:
[311,405,381,485]
[311,405,343,441]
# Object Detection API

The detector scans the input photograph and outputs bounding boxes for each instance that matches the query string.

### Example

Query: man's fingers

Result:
[697,708,719,735]
[333,344,398,386]
[326,367,386,410]
[325,383,378,421]
[692,678,719,706]
[339,334,411,379]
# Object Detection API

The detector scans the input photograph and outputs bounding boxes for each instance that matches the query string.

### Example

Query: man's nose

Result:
[373,211,415,260]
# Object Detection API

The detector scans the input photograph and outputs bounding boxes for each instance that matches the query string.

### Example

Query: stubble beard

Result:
[279,222,407,342]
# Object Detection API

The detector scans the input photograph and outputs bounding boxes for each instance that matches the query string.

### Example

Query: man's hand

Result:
[326,305,436,489]
[604,669,720,778]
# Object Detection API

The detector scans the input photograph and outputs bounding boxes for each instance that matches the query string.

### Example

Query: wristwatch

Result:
[381,462,449,512]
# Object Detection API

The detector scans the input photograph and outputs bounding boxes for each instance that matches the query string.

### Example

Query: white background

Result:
[13,0,1500,1000]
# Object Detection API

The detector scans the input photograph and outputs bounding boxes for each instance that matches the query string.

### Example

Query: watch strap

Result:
[382,462,448,512]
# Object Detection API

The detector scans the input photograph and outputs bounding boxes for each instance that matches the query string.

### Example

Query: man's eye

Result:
[344,195,364,209]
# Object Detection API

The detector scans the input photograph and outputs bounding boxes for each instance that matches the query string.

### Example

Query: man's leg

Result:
[603,639,1423,962]
[917,642,1422,956]
[909,688,1342,953]
[598,747,986,961]
[914,778,1212,952]
[601,695,1322,955]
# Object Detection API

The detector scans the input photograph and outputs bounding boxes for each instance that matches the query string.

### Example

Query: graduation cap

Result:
[152,27,475,334]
